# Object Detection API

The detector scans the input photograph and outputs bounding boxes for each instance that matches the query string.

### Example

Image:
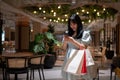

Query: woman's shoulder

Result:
[82,30,91,39]
[81,30,92,44]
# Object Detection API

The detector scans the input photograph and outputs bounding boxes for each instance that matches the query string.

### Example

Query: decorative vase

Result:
[105,50,114,59]
[44,54,57,69]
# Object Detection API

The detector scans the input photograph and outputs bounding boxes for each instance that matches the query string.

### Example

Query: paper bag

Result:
[86,49,95,66]
[63,49,87,75]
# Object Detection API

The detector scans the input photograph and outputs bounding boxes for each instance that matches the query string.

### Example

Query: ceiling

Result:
[2,0,120,10]
[1,0,120,31]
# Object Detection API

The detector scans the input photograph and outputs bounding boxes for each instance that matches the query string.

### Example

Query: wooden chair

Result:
[0,57,5,80]
[110,56,120,80]
[94,47,107,67]
[4,57,29,80]
[28,55,45,80]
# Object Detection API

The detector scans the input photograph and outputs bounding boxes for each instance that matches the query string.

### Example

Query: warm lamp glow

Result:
[39,7,42,10]
[33,11,37,14]
[94,9,96,12]
[82,9,85,12]
[58,5,61,9]
[24,4,118,24]
[43,10,46,13]
[103,8,106,11]
[97,12,100,16]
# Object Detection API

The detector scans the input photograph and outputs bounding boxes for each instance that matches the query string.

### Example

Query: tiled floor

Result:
[0,57,120,80]
[0,66,119,80]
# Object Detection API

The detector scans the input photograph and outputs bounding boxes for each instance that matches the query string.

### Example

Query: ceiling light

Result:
[94,9,96,12]
[76,12,79,15]
[72,0,76,4]
[97,12,100,16]
[87,11,89,14]
[33,11,37,14]
[103,8,106,11]
[58,17,60,20]
[58,5,61,9]
[61,19,64,22]
[65,19,68,21]
[82,21,84,24]
[39,7,42,10]
[24,4,118,24]
[43,10,46,13]
[88,20,91,23]
[64,14,68,17]
[82,9,85,12]
[49,19,52,22]
[51,10,54,12]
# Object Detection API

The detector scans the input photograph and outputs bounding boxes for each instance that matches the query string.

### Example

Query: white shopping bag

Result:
[63,49,87,75]
[86,49,95,66]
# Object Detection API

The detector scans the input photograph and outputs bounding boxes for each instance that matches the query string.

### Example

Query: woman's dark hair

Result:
[67,14,83,39]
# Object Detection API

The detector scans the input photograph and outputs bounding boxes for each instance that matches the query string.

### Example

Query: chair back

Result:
[101,47,106,56]
[29,55,45,65]
[0,57,3,67]
[112,56,120,68]
[5,57,28,68]
[101,47,107,62]
[28,55,45,80]
[0,57,2,64]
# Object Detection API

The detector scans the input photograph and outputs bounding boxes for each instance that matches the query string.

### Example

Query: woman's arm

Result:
[61,36,68,51]
[64,35,85,50]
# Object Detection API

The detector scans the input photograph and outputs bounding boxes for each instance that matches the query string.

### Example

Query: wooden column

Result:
[15,21,30,52]
[116,24,120,56]
[0,13,3,54]
[116,14,120,56]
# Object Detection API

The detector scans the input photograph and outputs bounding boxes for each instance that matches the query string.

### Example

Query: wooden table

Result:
[1,52,33,80]
[2,52,33,57]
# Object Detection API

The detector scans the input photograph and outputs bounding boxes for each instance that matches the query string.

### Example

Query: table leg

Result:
[15,74,18,80]
[2,68,5,80]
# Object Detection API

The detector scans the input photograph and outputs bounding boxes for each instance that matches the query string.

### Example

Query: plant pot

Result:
[105,50,114,59]
[44,54,57,69]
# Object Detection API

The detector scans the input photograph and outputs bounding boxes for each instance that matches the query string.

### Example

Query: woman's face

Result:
[70,21,77,32]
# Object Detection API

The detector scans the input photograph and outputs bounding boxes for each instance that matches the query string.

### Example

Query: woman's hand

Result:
[64,35,85,50]
[79,44,85,50]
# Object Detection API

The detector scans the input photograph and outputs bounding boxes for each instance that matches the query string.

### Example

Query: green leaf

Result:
[34,33,44,43]
[45,32,54,40]
[33,42,45,53]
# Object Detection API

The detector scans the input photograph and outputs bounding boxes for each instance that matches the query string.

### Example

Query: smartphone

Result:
[64,30,68,36]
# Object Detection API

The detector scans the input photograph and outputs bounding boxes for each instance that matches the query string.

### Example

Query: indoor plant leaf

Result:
[33,42,46,54]
[45,32,54,40]
[34,33,44,43]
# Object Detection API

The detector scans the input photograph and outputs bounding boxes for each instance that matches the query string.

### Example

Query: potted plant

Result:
[30,24,60,68]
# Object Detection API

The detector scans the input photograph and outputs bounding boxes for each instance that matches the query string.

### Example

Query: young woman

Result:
[61,14,94,80]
